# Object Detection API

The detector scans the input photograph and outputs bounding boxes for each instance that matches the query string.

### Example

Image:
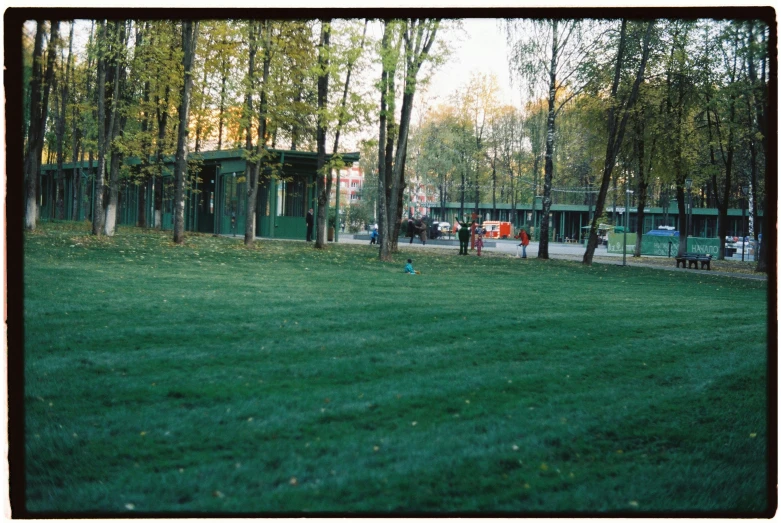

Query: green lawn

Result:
[22,222,770,515]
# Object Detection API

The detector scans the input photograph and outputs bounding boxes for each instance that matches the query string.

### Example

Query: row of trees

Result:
[21,16,770,271]
[22,18,377,248]
[375,18,768,270]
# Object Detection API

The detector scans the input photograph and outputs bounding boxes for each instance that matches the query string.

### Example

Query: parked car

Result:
[436,221,451,234]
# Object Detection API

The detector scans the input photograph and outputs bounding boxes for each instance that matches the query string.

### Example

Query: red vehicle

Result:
[481,221,512,239]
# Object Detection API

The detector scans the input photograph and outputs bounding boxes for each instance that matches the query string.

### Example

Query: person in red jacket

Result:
[515,228,530,258]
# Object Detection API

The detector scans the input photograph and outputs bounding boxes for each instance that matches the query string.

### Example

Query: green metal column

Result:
[560,211,565,241]
[214,166,221,234]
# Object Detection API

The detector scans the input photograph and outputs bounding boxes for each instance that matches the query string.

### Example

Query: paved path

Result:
[229,233,766,281]
[337,235,768,281]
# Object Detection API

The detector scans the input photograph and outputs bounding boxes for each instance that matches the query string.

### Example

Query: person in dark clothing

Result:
[408,218,416,244]
[456,217,472,255]
[416,218,427,245]
[306,208,314,242]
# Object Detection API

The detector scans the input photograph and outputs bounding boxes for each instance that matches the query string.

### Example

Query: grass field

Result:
[22,222,771,515]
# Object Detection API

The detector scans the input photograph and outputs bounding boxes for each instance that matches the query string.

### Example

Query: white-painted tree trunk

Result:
[104,204,117,236]
[26,198,37,231]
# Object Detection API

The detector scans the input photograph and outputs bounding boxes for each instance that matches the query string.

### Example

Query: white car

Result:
[436,221,451,233]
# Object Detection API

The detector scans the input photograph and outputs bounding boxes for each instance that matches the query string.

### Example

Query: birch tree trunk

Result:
[92,20,108,236]
[537,20,558,259]
[104,21,127,236]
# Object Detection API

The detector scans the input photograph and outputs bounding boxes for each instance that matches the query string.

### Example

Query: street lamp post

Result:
[685,178,693,240]
[741,185,749,261]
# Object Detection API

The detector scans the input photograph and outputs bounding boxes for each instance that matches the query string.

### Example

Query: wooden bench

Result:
[675,252,712,270]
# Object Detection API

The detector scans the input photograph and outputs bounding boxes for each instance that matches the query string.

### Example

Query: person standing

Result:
[416,218,428,245]
[408,218,416,244]
[475,233,484,256]
[515,228,530,258]
[370,224,378,245]
[305,208,314,242]
[457,216,472,255]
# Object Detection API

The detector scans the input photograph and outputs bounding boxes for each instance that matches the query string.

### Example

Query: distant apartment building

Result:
[329,164,364,207]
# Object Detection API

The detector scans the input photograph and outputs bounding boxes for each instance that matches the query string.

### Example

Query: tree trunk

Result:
[537,21,559,259]
[92,20,108,235]
[173,20,199,244]
[376,23,392,261]
[104,21,127,236]
[583,21,651,265]
[55,25,74,220]
[24,22,45,230]
[633,112,648,257]
[246,21,270,246]
[25,21,58,230]
[714,31,740,260]
[314,19,332,249]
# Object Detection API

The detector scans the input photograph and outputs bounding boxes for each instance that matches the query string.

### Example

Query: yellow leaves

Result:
[750,433,757,438]
[125,503,135,510]
[373,446,380,452]
[213,490,225,498]
[512,445,519,451]
[140,431,147,437]
[539,463,548,471]
[247,417,254,422]
[523,483,531,489]
[629,501,639,507]
[411,421,417,426]
[289,477,298,486]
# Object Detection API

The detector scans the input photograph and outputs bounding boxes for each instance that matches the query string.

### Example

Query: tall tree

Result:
[104,20,130,236]
[91,20,110,236]
[507,19,597,258]
[172,20,199,244]
[24,21,58,230]
[314,19,332,249]
[387,19,440,254]
[54,22,74,220]
[583,20,652,265]
[244,20,271,246]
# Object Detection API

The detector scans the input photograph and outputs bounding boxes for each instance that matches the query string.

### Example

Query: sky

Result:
[424,18,519,109]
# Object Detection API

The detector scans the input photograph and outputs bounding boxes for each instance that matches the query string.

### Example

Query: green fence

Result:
[608,233,721,256]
